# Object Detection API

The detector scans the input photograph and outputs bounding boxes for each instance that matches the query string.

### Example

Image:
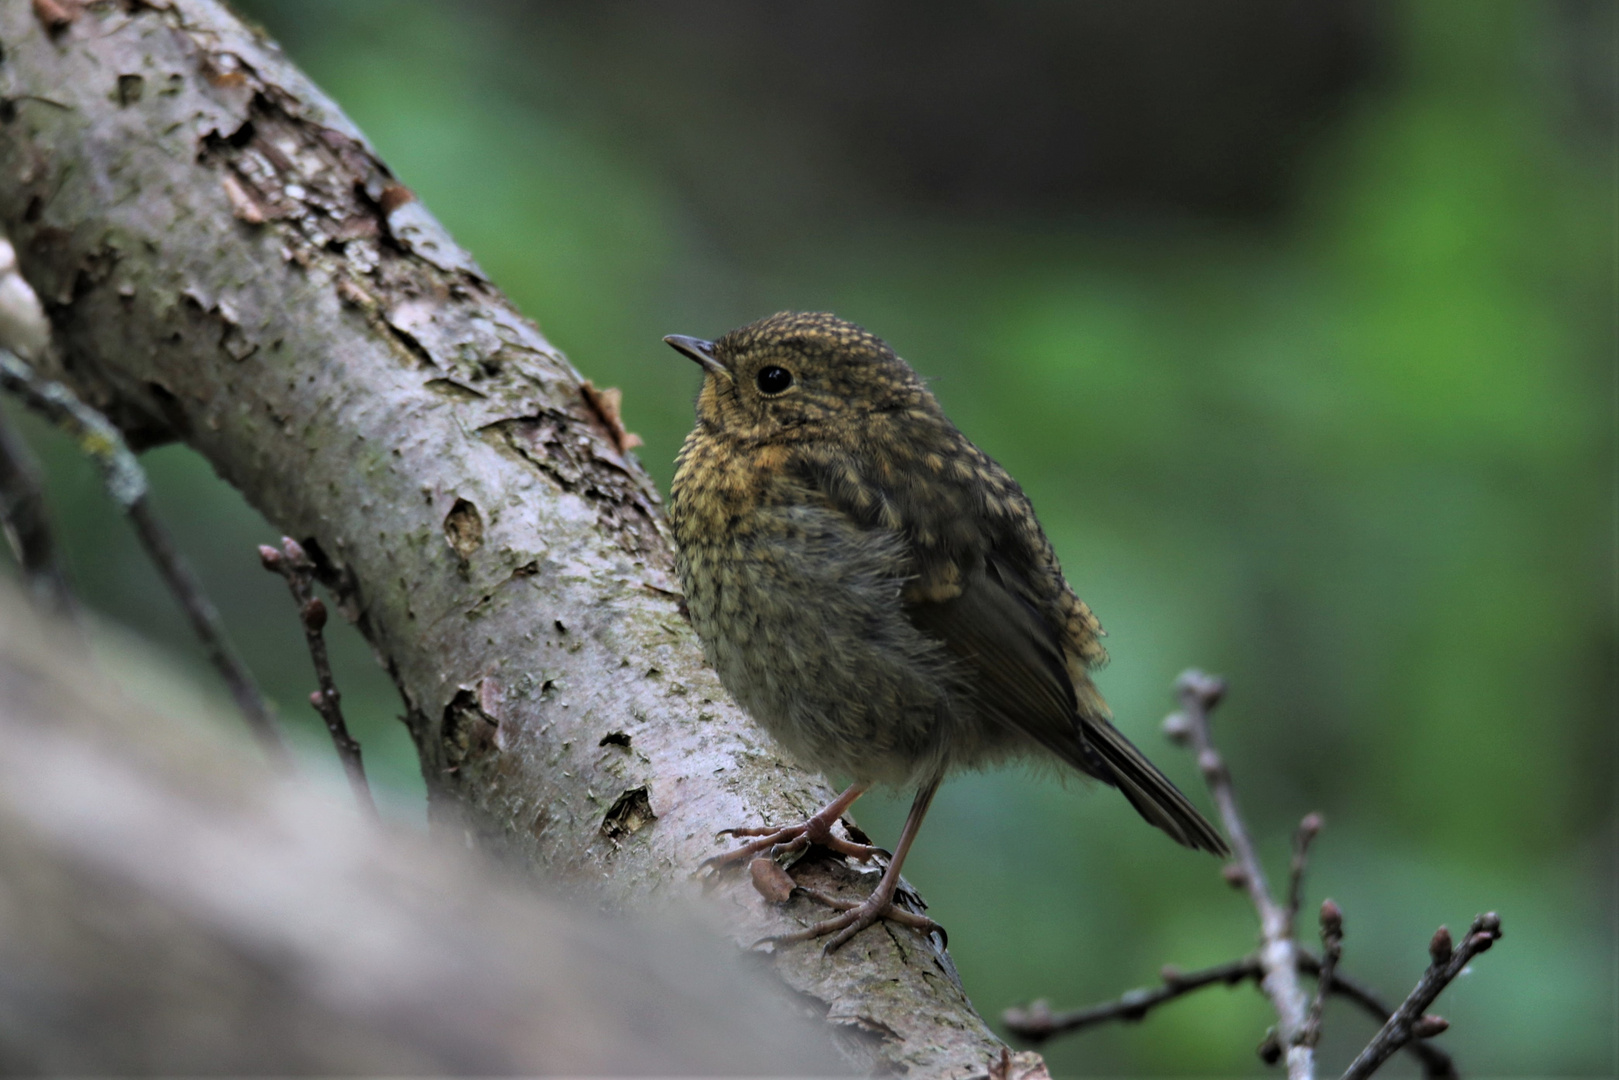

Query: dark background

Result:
[6,1,1612,1073]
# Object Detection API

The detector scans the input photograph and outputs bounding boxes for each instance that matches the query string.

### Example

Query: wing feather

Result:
[797,441,1228,856]
[908,554,1229,856]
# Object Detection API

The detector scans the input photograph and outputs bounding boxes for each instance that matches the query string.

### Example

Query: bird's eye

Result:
[756,365,793,395]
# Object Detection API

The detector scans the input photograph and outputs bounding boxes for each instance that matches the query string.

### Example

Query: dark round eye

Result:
[756,365,793,394]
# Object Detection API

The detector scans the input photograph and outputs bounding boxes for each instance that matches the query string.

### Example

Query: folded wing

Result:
[906,552,1229,856]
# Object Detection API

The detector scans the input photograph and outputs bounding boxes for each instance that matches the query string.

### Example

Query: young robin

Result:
[665,312,1227,953]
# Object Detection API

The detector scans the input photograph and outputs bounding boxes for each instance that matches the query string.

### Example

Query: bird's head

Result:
[665,312,936,444]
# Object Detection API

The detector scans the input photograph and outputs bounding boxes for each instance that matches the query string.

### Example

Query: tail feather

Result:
[1083,718,1229,856]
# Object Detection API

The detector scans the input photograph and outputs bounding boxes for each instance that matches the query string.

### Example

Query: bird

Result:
[664,312,1227,952]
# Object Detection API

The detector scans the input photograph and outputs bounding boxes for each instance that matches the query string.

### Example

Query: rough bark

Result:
[0,2,1038,1074]
[0,580,842,1075]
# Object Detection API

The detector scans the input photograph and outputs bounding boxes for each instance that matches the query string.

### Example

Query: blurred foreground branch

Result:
[0,580,840,1074]
[1005,671,1499,1080]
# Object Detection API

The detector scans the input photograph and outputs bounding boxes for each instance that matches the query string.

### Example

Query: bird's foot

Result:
[700,816,884,876]
[756,886,945,954]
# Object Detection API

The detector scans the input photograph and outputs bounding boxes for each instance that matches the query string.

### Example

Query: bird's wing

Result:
[906,553,1228,856]
[904,552,1089,766]
[793,439,1228,855]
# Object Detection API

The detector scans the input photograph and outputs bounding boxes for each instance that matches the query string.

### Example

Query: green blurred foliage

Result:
[7,0,1611,1073]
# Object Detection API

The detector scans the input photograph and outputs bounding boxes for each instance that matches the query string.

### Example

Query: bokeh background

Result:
[4,0,1612,1074]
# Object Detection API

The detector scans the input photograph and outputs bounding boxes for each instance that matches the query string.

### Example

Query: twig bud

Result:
[1197,748,1224,780]
[1221,862,1248,889]
[1159,964,1183,985]
[1297,812,1323,841]
[309,689,326,710]
[1161,712,1192,745]
[1256,1027,1282,1064]
[257,544,282,571]
[1175,669,1226,709]
[1467,930,1497,954]
[1476,911,1501,935]
[301,596,327,631]
[1001,998,1054,1038]
[1411,1014,1450,1038]
[1429,925,1454,966]
[281,535,309,568]
[1318,898,1343,937]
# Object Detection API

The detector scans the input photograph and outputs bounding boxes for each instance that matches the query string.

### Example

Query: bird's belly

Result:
[675,511,961,787]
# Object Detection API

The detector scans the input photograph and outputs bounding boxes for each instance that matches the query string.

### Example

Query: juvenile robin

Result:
[665,312,1227,953]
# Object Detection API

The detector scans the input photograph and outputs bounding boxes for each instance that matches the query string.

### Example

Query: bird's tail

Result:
[1082,716,1230,856]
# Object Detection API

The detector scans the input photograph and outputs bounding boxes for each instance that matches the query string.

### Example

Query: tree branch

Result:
[1010,671,1470,1080]
[261,536,377,818]
[0,405,75,618]
[0,348,287,758]
[1340,914,1502,1080]
[0,2,1023,1071]
[1003,947,1458,1078]
[1003,957,1260,1038]
[1287,812,1324,936]
[1170,669,1315,1080]
[1301,899,1343,1050]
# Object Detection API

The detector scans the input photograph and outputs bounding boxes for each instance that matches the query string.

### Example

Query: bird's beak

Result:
[663,334,726,376]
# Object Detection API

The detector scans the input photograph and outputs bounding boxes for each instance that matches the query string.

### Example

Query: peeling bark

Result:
[0,2,1045,1074]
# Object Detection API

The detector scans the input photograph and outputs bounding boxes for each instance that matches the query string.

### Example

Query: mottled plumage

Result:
[666,313,1225,949]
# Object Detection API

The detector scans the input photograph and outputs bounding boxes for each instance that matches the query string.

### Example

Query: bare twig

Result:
[1288,812,1324,934]
[1301,900,1343,1050]
[1169,669,1314,1080]
[1297,952,1456,1078]
[1340,913,1502,1080]
[1004,957,1260,1040]
[1008,671,1467,1079]
[0,348,287,760]
[260,537,376,817]
[1004,946,1456,1077]
[0,406,75,618]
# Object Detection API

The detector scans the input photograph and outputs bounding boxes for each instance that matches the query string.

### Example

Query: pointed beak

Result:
[663,334,726,376]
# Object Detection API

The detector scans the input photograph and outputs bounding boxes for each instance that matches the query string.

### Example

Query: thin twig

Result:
[0,348,287,759]
[1301,900,1343,1050]
[0,405,76,618]
[1007,673,1462,1079]
[1295,953,1455,1078]
[1287,812,1324,935]
[1168,669,1314,1080]
[1003,947,1456,1077]
[1002,951,1456,1076]
[1003,957,1260,1040]
[1340,913,1502,1080]
[261,537,376,818]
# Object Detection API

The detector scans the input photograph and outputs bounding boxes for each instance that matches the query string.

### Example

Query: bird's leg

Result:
[762,774,944,954]
[701,782,878,873]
